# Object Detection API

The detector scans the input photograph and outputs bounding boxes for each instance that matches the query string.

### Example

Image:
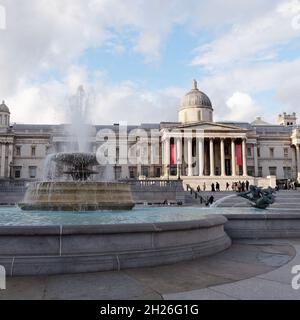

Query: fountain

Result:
[19,87,134,211]
[211,185,276,209]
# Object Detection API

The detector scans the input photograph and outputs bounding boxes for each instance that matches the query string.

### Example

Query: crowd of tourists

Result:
[195,180,251,193]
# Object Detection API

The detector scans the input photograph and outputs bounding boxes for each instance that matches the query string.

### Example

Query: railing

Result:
[120,179,183,189]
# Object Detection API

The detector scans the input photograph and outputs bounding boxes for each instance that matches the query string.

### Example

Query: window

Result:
[269,148,274,158]
[269,166,277,176]
[16,146,21,156]
[258,167,263,177]
[283,167,292,179]
[284,148,289,158]
[247,166,254,176]
[114,166,122,180]
[247,147,252,157]
[14,167,22,179]
[155,167,161,178]
[29,166,37,179]
[129,166,137,179]
[31,146,36,157]
[257,147,261,157]
[141,166,149,177]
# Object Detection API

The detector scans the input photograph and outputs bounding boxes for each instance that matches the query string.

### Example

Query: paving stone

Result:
[43,272,158,300]
[163,288,237,300]
[210,277,300,300]
[0,276,47,300]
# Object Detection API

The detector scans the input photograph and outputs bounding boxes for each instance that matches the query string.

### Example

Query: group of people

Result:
[195,180,251,193]
[231,180,250,192]
[281,180,297,190]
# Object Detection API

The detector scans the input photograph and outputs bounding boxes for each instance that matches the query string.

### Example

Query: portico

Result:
[161,123,249,180]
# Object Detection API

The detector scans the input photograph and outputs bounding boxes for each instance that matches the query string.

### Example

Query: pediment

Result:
[176,121,247,132]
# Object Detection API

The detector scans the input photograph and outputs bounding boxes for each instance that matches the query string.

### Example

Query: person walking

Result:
[203,182,206,191]
[246,180,250,191]
[211,183,215,192]
[226,182,230,191]
[197,185,201,193]
[241,181,245,192]
[216,182,220,192]
[208,195,214,205]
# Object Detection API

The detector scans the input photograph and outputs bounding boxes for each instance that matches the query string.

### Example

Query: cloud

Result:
[192,0,300,69]
[225,92,260,121]
[7,65,181,125]
[1,0,300,126]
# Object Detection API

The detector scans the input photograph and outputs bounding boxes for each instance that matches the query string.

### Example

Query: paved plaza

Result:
[1,238,300,300]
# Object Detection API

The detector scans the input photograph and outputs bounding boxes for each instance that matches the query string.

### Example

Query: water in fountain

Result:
[20,86,134,211]
[68,85,90,153]
[210,194,238,208]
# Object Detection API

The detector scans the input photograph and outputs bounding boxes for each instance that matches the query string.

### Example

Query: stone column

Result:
[231,139,236,176]
[296,145,300,180]
[7,144,13,178]
[0,144,6,177]
[242,139,247,176]
[209,138,214,176]
[164,138,170,177]
[220,138,225,176]
[253,143,258,177]
[187,138,193,177]
[176,137,182,178]
[198,138,204,176]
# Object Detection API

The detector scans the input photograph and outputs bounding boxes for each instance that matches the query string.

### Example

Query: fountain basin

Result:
[19,181,135,211]
[0,215,230,276]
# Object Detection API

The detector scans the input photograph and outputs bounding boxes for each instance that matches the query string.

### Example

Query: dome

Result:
[180,80,212,110]
[0,101,10,113]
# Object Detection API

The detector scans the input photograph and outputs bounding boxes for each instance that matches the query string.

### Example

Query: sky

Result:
[0,0,300,125]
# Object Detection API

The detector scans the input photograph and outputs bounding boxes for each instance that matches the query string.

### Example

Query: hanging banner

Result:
[170,144,177,165]
[236,144,242,166]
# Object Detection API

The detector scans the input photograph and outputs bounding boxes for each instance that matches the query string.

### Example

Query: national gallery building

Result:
[0,80,300,189]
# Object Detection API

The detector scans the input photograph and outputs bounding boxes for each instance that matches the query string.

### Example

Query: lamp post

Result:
[114,158,117,181]
[177,159,181,180]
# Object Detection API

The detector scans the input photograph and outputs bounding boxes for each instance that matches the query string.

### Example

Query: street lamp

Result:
[177,159,181,180]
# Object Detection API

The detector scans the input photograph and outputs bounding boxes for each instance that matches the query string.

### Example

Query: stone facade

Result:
[1,81,300,189]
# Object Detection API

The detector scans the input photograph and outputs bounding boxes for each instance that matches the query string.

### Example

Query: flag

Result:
[170,144,176,165]
[236,144,242,166]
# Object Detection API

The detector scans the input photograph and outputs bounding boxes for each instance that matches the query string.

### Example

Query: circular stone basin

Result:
[19,181,135,211]
[0,207,231,276]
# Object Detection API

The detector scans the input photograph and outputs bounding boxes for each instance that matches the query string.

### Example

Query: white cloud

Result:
[1,0,300,126]
[225,92,260,121]
[7,66,181,125]
[192,0,300,69]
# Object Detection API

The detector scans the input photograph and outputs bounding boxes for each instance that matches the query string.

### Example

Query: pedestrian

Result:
[216,182,220,192]
[237,181,241,192]
[211,183,215,192]
[209,195,214,205]
[226,182,230,191]
[203,182,206,191]
[241,181,245,192]
[197,185,201,193]
[246,180,250,191]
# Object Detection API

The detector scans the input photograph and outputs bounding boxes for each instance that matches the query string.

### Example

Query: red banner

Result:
[170,144,176,165]
[236,144,242,166]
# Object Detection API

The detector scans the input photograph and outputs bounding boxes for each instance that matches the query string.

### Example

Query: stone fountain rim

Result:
[0,215,227,235]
